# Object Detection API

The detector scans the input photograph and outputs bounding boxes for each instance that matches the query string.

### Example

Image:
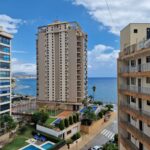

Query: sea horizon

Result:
[14,77,117,104]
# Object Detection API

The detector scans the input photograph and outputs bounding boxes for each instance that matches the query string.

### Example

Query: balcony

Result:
[120,120,150,149]
[119,63,150,77]
[119,39,150,59]
[120,103,150,124]
[120,85,150,99]
[120,135,138,150]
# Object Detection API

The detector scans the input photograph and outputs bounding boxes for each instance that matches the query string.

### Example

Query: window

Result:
[131,77,136,85]
[131,96,136,103]
[67,130,71,135]
[147,100,150,106]
[146,56,150,63]
[146,77,150,84]
[131,60,136,67]
[133,29,138,33]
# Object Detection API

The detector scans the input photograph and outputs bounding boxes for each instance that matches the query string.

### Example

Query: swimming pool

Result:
[41,142,54,150]
[22,144,41,150]
[80,105,98,113]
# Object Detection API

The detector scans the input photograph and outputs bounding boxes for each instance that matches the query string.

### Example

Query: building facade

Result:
[36,21,87,111]
[0,27,12,116]
[118,23,150,150]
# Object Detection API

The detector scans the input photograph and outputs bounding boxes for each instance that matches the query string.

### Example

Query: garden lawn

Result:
[3,126,34,150]
[45,118,56,126]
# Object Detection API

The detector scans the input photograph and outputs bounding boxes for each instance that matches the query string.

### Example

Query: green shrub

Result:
[69,116,73,125]
[76,113,79,122]
[73,115,77,123]
[59,120,65,130]
[64,118,69,128]
[98,111,103,119]
[71,132,81,141]
[93,101,103,105]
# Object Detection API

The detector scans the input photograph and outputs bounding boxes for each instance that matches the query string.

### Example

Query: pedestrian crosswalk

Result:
[100,129,115,140]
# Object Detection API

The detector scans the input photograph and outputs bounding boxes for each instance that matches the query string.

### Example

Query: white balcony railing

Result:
[120,85,150,95]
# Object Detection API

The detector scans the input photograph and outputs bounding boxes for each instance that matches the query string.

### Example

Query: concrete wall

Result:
[37,122,81,140]
[81,118,104,134]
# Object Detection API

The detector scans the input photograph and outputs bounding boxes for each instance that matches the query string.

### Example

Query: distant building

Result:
[36,21,87,111]
[118,23,150,150]
[0,27,13,115]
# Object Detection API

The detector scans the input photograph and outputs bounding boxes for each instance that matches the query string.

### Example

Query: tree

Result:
[59,120,65,130]
[98,111,103,119]
[92,85,96,101]
[32,111,49,124]
[69,116,73,125]
[64,118,69,128]
[73,115,77,123]
[82,99,88,106]
[105,104,114,111]
[102,143,118,150]
[1,114,16,131]
[76,113,79,122]
[114,134,118,144]
[83,106,96,121]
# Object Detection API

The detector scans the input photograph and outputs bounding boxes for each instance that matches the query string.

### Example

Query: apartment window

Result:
[131,96,136,103]
[133,29,138,33]
[146,56,150,63]
[146,77,150,84]
[131,77,136,85]
[147,100,150,106]
[131,60,136,67]
[67,130,71,135]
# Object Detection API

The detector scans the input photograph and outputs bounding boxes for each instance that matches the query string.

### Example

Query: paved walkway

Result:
[60,112,117,150]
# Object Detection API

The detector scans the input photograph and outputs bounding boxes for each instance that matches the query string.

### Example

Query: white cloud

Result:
[88,44,119,77]
[72,0,150,35]
[12,58,36,74]
[12,50,27,54]
[0,14,23,33]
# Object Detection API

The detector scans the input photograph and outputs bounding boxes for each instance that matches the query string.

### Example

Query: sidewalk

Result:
[60,112,117,150]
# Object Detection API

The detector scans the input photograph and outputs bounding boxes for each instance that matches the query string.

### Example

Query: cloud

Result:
[0,14,23,33]
[88,44,119,77]
[12,58,36,74]
[71,0,150,35]
[12,50,27,54]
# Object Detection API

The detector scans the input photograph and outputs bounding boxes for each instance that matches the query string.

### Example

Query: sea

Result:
[13,77,117,104]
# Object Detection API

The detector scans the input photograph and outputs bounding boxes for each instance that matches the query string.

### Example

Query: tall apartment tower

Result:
[0,27,12,116]
[36,21,87,111]
[118,23,150,150]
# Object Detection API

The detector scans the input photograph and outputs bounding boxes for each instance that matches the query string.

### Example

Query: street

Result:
[81,119,118,150]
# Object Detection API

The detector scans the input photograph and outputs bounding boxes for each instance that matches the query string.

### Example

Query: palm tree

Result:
[92,85,96,101]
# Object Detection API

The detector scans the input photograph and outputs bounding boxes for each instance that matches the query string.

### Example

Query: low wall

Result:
[81,118,104,134]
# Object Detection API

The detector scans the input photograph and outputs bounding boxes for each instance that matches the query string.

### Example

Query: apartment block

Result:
[118,24,150,150]
[0,27,13,116]
[36,21,87,111]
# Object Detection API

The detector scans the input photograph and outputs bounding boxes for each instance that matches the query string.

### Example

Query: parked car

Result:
[90,145,103,150]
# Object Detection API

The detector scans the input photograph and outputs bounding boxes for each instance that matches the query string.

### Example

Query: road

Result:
[81,119,118,150]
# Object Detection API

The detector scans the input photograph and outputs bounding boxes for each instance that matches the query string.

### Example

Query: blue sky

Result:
[1,0,149,77]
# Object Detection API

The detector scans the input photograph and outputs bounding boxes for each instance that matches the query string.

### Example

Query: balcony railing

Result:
[120,38,150,57]
[120,135,138,150]
[120,85,150,95]
[120,103,150,124]
[120,63,150,73]
[120,120,150,149]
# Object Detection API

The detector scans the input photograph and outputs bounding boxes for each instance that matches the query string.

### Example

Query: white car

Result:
[91,145,103,150]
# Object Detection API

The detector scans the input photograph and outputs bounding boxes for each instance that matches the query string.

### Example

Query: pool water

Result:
[22,145,40,150]
[80,106,98,113]
[41,143,54,150]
